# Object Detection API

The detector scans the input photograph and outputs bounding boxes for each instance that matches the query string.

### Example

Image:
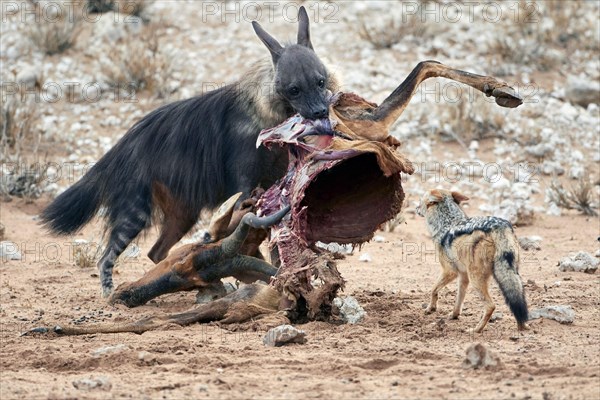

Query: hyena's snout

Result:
[309,106,328,120]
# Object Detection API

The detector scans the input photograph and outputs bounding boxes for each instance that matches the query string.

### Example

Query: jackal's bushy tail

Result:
[491,229,528,325]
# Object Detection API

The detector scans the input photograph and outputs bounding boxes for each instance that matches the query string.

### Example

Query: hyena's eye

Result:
[317,79,325,88]
[288,87,300,97]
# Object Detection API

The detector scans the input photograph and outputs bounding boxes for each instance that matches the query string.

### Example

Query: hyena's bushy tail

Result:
[40,169,104,235]
[491,229,528,326]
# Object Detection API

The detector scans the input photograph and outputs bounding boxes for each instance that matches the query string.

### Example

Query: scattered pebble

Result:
[263,325,307,347]
[490,312,504,322]
[565,75,600,107]
[72,376,112,391]
[92,344,129,357]
[463,343,502,370]
[518,236,542,251]
[359,253,372,262]
[333,296,366,324]
[373,235,385,243]
[529,305,575,324]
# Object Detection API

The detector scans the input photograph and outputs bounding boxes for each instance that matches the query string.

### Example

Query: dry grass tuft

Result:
[546,176,598,216]
[0,97,47,202]
[26,6,82,55]
[357,14,429,50]
[72,240,102,268]
[102,22,174,98]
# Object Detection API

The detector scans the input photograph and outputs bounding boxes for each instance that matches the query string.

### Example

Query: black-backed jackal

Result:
[417,189,529,333]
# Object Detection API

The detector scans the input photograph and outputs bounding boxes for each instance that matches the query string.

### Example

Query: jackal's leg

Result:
[449,272,469,319]
[471,276,496,333]
[372,60,523,128]
[425,265,457,314]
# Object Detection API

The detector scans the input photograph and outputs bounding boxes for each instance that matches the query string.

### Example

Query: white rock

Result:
[72,376,112,391]
[92,344,129,357]
[559,251,599,273]
[263,325,306,347]
[373,235,385,243]
[16,66,39,89]
[566,75,600,107]
[0,241,21,261]
[334,296,366,324]
[359,253,372,262]
[518,236,542,251]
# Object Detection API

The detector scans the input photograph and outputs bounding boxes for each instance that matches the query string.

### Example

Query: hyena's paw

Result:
[518,322,531,331]
[101,285,114,298]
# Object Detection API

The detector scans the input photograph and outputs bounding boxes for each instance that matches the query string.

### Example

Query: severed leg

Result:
[109,206,290,307]
[23,283,282,336]
[371,60,523,129]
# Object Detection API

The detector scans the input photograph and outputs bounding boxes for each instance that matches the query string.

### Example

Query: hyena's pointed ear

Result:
[451,191,470,204]
[252,21,284,64]
[297,6,313,50]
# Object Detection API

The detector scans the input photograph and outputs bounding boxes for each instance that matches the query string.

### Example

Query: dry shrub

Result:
[440,95,505,146]
[88,0,153,18]
[491,0,597,71]
[102,22,174,98]
[115,0,153,19]
[1,97,40,162]
[26,7,82,55]
[86,0,115,13]
[72,240,102,268]
[0,97,47,202]
[547,176,598,216]
[357,14,430,50]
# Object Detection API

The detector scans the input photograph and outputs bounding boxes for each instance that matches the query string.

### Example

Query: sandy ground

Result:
[1,1,600,399]
[1,166,599,399]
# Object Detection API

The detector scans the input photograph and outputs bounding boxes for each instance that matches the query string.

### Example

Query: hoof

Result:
[492,86,523,108]
[424,307,435,315]
[447,313,459,320]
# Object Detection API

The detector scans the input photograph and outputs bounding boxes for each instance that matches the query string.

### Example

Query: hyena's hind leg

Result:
[148,183,199,264]
[147,212,197,264]
[99,194,152,297]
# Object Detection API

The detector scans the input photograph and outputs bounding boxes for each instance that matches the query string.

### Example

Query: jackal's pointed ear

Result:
[451,191,470,204]
[297,6,313,50]
[427,189,444,204]
[252,21,284,64]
